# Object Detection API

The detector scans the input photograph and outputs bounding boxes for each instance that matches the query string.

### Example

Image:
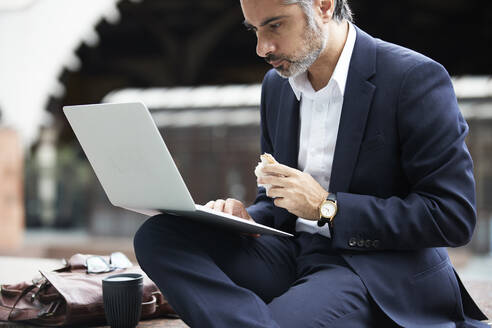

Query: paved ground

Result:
[457,255,492,281]
[0,257,62,284]
[0,229,137,262]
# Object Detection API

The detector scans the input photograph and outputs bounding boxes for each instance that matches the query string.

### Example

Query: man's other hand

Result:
[258,163,328,220]
[204,198,259,237]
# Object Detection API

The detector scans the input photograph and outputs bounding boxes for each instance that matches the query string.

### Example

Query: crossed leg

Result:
[134,214,376,328]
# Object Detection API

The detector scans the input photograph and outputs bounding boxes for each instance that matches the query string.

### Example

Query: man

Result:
[134,0,489,326]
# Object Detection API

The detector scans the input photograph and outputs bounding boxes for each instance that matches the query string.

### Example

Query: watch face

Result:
[321,202,336,218]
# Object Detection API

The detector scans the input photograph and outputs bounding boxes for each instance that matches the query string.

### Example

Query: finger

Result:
[204,201,215,209]
[262,163,298,177]
[273,197,288,209]
[213,199,226,212]
[226,199,253,220]
[259,175,290,188]
[266,186,285,198]
[224,198,236,215]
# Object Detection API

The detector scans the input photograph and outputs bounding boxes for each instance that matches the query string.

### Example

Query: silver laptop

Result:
[63,102,292,237]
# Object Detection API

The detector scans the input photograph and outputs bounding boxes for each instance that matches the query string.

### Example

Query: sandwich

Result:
[254,153,278,195]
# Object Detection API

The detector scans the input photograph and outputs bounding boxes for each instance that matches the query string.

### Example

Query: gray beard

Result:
[275,24,327,78]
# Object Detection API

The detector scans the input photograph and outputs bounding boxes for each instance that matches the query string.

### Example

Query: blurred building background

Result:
[0,0,492,260]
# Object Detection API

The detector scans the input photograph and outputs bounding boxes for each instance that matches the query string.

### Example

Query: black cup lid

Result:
[103,273,143,286]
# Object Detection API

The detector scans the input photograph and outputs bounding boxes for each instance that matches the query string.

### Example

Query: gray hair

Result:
[283,0,353,24]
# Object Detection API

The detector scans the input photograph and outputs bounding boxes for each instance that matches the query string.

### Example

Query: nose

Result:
[256,33,275,58]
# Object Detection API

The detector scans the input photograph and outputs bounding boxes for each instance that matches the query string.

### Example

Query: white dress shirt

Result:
[288,22,356,238]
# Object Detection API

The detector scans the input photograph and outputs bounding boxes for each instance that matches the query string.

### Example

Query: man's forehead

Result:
[240,0,286,5]
[241,0,299,26]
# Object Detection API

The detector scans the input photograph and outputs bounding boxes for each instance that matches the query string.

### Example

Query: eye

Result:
[243,21,257,34]
[270,23,281,30]
[247,27,257,34]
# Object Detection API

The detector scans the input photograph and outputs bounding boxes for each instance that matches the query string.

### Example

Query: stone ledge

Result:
[462,279,492,320]
[0,256,490,327]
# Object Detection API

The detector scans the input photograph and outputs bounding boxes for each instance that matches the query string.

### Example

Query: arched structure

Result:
[0,0,140,144]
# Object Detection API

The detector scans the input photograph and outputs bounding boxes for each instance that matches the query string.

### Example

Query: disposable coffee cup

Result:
[102,273,143,328]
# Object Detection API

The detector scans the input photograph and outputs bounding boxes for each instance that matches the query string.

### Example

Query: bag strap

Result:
[7,284,37,321]
[141,294,157,316]
[5,280,60,322]
[37,300,62,319]
[140,291,179,319]
[141,291,168,316]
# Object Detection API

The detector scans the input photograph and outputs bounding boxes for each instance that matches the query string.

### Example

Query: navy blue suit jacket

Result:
[247,26,487,327]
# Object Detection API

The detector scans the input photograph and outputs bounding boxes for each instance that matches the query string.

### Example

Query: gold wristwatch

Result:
[318,193,337,227]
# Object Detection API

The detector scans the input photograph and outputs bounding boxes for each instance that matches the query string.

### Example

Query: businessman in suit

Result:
[134,0,488,326]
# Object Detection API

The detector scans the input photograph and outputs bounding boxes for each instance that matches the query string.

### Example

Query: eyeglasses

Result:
[85,252,133,274]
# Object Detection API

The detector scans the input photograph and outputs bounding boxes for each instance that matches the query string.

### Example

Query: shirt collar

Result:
[289,21,356,101]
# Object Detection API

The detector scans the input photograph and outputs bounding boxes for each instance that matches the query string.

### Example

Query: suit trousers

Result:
[134,214,389,328]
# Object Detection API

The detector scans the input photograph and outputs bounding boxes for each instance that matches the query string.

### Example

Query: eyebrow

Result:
[243,15,288,30]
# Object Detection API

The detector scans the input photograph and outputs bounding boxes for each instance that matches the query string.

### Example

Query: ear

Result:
[318,0,334,22]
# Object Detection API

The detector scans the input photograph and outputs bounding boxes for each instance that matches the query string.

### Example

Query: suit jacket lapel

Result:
[275,79,300,170]
[330,27,377,193]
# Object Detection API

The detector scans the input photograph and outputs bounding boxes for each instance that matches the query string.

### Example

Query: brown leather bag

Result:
[0,253,177,326]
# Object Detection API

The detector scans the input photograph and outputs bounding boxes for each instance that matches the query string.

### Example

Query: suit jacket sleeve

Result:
[332,61,477,251]
[246,72,276,227]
